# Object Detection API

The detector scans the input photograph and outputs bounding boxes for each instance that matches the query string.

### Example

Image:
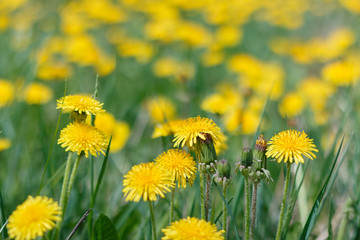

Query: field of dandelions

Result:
[1,0,360,239]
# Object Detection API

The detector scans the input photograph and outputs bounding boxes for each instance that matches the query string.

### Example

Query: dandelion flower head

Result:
[57,95,105,115]
[0,79,15,107]
[155,149,196,188]
[145,96,176,123]
[173,116,222,148]
[123,162,175,202]
[162,217,224,240]
[266,130,318,164]
[0,138,11,152]
[58,122,107,158]
[23,83,53,105]
[7,196,61,240]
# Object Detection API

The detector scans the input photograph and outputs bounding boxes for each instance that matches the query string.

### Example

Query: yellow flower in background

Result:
[58,122,107,158]
[64,34,101,66]
[155,149,196,188]
[0,14,9,30]
[241,110,261,135]
[0,138,11,151]
[300,77,334,111]
[145,96,176,123]
[0,80,15,107]
[266,130,318,164]
[152,120,182,139]
[117,39,154,63]
[223,108,242,133]
[279,92,305,118]
[57,95,105,115]
[110,122,130,152]
[175,21,211,47]
[22,83,53,105]
[123,162,175,202]
[215,25,242,47]
[7,196,61,240]
[36,61,72,81]
[82,0,127,24]
[214,131,228,154]
[153,57,178,78]
[339,0,360,14]
[162,217,224,240]
[322,57,360,86]
[173,116,222,148]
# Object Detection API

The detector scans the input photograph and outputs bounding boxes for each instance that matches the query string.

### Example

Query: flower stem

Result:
[275,163,291,240]
[205,173,211,221]
[54,152,73,239]
[245,176,250,240]
[65,155,82,211]
[149,201,157,240]
[200,170,205,220]
[170,189,175,224]
[222,180,228,240]
[250,183,258,240]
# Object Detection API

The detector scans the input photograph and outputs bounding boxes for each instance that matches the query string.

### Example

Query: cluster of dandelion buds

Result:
[235,135,273,184]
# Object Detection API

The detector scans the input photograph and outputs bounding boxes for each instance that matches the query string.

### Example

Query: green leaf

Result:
[300,136,348,239]
[94,214,118,240]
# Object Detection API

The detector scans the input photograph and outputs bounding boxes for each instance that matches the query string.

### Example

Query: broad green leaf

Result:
[94,214,118,240]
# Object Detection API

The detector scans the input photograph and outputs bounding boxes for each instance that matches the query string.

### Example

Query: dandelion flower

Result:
[22,83,53,105]
[57,95,105,115]
[0,80,15,107]
[145,96,176,123]
[58,122,107,158]
[173,117,222,148]
[162,217,224,240]
[123,162,175,202]
[155,149,196,188]
[0,138,11,151]
[7,196,61,240]
[266,130,318,164]
[152,120,182,139]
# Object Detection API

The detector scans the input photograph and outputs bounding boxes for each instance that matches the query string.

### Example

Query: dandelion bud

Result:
[198,135,217,165]
[70,111,87,123]
[217,159,231,179]
[241,147,253,167]
[254,135,267,170]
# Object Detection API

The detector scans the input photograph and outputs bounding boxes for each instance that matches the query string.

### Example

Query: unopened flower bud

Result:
[241,147,253,167]
[217,159,231,178]
[254,135,267,170]
[198,135,217,165]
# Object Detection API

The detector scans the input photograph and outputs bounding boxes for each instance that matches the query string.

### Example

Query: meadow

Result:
[0,0,360,239]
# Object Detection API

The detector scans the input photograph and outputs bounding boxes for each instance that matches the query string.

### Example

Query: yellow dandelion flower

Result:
[0,80,15,107]
[155,149,196,188]
[22,83,53,105]
[173,117,222,148]
[162,217,224,240]
[7,196,61,240]
[152,120,182,139]
[57,95,105,115]
[266,130,318,164]
[0,138,11,151]
[110,122,130,153]
[145,96,176,123]
[58,122,107,158]
[279,92,305,118]
[123,162,175,202]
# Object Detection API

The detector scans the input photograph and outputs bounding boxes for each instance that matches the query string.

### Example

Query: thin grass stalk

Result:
[222,180,227,239]
[250,183,258,240]
[245,176,250,240]
[170,189,175,223]
[149,201,157,240]
[54,151,74,239]
[65,155,82,212]
[205,173,211,221]
[276,163,291,240]
[200,170,205,220]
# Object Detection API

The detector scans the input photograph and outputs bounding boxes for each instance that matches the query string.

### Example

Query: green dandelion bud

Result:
[198,135,217,165]
[253,135,267,170]
[241,147,253,167]
[217,159,231,179]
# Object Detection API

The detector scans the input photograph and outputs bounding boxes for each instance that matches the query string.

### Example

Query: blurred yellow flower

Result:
[36,61,72,81]
[57,95,105,115]
[58,122,107,158]
[82,0,127,23]
[339,0,360,14]
[300,77,334,111]
[152,120,182,139]
[123,162,175,202]
[22,83,53,105]
[266,130,318,164]
[279,92,305,118]
[215,25,242,47]
[153,57,178,78]
[145,96,176,123]
[7,196,61,240]
[117,39,154,63]
[173,116,222,148]
[162,217,224,240]
[0,138,11,151]
[241,110,261,135]
[322,57,360,86]
[0,80,15,107]
[155,149,196,188]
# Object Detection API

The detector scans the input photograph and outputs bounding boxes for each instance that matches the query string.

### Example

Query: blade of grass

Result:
[0,191,8,238]
[300,136,347,239]
[37,79,67,195]
[250,93,271,147]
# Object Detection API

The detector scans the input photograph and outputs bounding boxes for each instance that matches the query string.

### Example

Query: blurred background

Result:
[0,0,360,239]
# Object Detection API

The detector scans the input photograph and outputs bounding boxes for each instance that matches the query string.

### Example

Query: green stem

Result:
[54,152,73,239]
[223,180,227,240]
[275,163,291,240]
[170,189,175,223]
[250,183,258,240]
[205,173,211,221]
[245,176,250,240]
[66,155,82,209]
[200,170,205,220]
[149,201,156,240]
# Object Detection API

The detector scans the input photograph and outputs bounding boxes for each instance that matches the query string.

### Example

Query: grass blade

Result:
[299,136,347,239]
[0,191,8,238]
